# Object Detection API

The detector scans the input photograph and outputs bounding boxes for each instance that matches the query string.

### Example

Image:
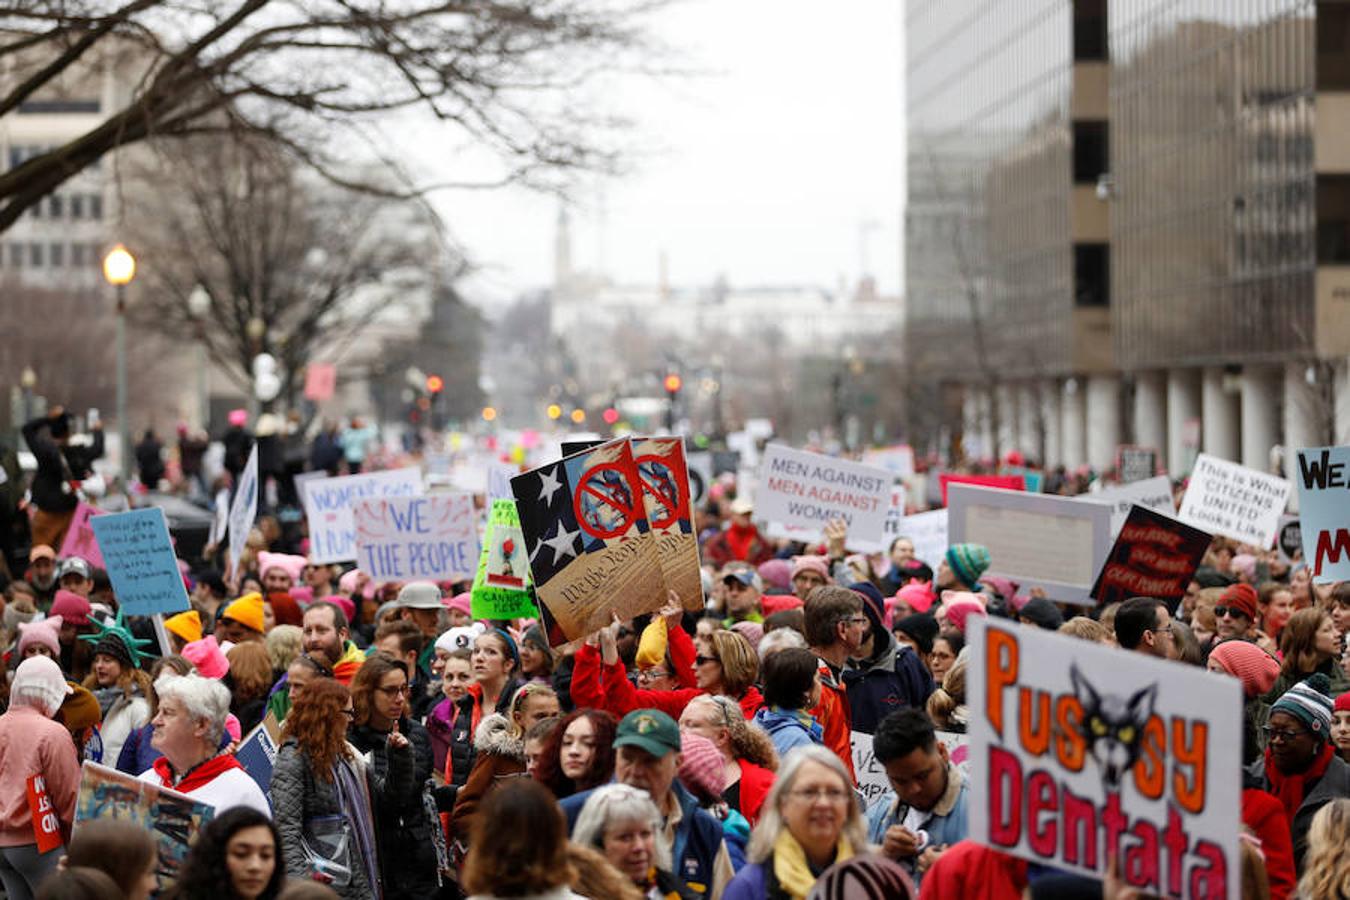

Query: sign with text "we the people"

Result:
[755,444,892,546]
[354,493,478,582]
[302,468,424,564]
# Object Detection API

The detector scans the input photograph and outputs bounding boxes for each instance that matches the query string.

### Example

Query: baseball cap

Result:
[723,571,757,588]
[29,545,56,563]
[614,709,681,758]
[57,557,93,581]
[730,497,754,516]
[395,582,444,610]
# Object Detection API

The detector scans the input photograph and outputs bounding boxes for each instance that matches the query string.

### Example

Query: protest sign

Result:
[1177,453,1290,548]
[891,507,949,569]
[862,444,916,479]
[471,499,536,620]
[227,444,258,577]
[1117,445,1159,484]
[686,450,713,505]
[633,437,704,611]
[1294,445,1350,582]
[755,444,892,546]
[91,507,190,616]
[354,493,477,582]
[26,775,62,853]
[1003,466,1044,493]
[512,440,666,645]
[1087,475,1175,537]
[938,472,1025,505]
[74,761,215,892]
[1277,514,1302,566]
[302,467,423,564]
[487,461,518,500]
[208,487,230,548]
[948,484,1112,605]
[303,362,337,401]
[851,730,972,809]
[235,711,282,796]
[968,618,1241,897]
[1090,506,1212,608]
[59,501,105,569]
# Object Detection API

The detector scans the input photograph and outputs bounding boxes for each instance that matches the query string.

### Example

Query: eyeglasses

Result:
[1214,607,1248,620]
[788,787,851,804]
[1262,725,1308,744]
[637,669,672,683]
[695,655,719,666]
[1150,625,1174,637]
[375,684,411,698]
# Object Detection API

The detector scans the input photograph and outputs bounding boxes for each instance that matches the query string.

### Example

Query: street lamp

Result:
[19,366,36,425]
[187,284,211,431]
[102,244,136,485]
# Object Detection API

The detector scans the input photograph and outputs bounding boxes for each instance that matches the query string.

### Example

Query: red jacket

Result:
[919,840,1027,900]
[736,759,775,826]
[812,658,855,783]
[1243,787,1295,900]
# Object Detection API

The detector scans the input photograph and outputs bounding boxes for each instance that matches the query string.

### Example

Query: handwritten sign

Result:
[1177,454,1290,548]
[1090,506,1212,608]
[301,467,423,564]
[74,761,215,892]
[1086,475,1175,537]
[851,729,971,809]
[227,445,258,578]
[755,444,892,546]
[471,499,535,619]
[1295,445,1350,582]
[948,484,1112,605]
[59,501,105,569]
[354,493,478,582]
[91,507,190,616]
[968,618,1241,897]
[891,507,949,569]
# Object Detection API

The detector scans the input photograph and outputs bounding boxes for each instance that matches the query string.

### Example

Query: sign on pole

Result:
[301,467,424,564]
[967,618,1241,897]
[1116,445,1159,484]
[1176,454,1290,548]
[91,507,191,616]
[354,493,478,582]
[947,484,1112,605]
[227,444,258,578]
[1294,445,1350,582]
[755,444,893,547]
[303,363,337,402]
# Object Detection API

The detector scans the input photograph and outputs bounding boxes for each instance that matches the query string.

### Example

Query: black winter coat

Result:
[22,417,103,513]
[347,717,440,899]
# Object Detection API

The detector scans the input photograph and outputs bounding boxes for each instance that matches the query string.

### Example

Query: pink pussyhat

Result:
[938,591,988,636]
[181,635,229,680]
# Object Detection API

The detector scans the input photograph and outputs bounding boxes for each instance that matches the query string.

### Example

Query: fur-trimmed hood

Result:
[473,712,524,760]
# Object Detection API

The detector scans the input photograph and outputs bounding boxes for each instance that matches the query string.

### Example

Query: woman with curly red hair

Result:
[533,708,618,799]
[269,678,413,899]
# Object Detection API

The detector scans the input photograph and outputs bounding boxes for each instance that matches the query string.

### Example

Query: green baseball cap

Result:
[614,709,681,758]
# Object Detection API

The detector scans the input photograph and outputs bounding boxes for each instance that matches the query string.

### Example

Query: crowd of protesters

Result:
[2,408,1350,899]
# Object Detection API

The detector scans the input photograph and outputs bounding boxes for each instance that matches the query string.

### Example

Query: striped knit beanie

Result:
[807,854,916,900]
[1271,673,1334,739]
[945,543,991,590]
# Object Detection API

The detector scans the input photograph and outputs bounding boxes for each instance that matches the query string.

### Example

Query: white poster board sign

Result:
[1177,453,1290,548]
[226,445,258,577]
[948,484,1112,605]
[892,507,949,569]
[354,493,479,582]
[755,444,892,547]
[1087,475,1175,537]
[302,467,424,564]
[862,445,916,479]
[968,618,1241,897]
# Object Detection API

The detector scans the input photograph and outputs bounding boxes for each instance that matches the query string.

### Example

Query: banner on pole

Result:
[354,493,478,582]
[59,501,105,569]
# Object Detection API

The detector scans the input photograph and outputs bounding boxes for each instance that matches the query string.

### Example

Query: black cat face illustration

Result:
[1070,664,1157,790]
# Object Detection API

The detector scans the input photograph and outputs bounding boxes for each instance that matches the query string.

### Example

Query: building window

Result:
[1073,121,1109,184]
[49,195,63,219]
[29,243,44,267]
[1317,175,1350,264]
[1074,243,1110,307]
[71,243,86,266]
[17,99,101,114]
[89,194,103,220]
[1073,0,1107,61]
[1319,4,1350,91]
[70,195,84,219]
[49,243,64,267]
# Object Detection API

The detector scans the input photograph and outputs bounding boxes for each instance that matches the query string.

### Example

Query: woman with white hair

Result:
[137,672,270,815]
[723,745,870,900]
[573,783,697,900]
[0,656,79,900]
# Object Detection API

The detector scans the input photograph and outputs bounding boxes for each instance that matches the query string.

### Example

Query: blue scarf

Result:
[333,755,381,898]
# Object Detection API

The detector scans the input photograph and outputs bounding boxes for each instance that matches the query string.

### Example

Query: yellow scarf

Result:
[772,828,855,899]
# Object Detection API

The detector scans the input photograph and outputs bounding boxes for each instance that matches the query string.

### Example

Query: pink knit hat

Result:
[17,616,62,658]
[762,593,804,616]
[182,635,230,679]
[676,731,726,804]
[791,555,832,582]
[257,552,306,584]
[1209,641,1279,699]
[328,594,355,623]
[338,568,377,600]
[756,559,793,592]
[50,590,91,627]
[897,581,938,616]
[730,621,764,653]
[938,591,987,636]
[444,592,472,617]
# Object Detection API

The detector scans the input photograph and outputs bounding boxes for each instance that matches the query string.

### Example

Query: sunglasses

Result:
[1214,606,1248,620]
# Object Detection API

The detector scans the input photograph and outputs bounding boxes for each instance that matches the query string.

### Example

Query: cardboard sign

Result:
[1087,475,1175,538]
[1117,446,1159,484]
[303,363,337,402]
[235,711,282,796]
[1294,446,1350,582]
[755,444,893,547]
[1090,506,1212,608]
[1177,454,1291,548]
[59,501,106,569]
[227,444,258,578]
[938,472,1025,505]
[471,499,536,620]
[301,467,423,564]
[354,493,478,582]
[632,437,704,611]
[891,507,949,570]
[851,730,969,809]
[968,619,1241,897]
[91,507,190,616]
[512,440,666,645]
[74,762,215,892]
[948,484,1112,605]
[26,774,62,853]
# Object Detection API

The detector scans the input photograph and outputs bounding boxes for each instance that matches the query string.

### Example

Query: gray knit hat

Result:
[1271,673,1334,739]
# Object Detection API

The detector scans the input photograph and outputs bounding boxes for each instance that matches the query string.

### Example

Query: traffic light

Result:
[482,406,497,422]
[570,408,586,424]
[546,403,563,421]
[602,407,620,425]
[664,372,681,431]
[426,374,444,393]
[663,373,682,395]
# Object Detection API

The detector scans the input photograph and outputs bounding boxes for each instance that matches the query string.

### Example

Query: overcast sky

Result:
[420,1,905,311]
